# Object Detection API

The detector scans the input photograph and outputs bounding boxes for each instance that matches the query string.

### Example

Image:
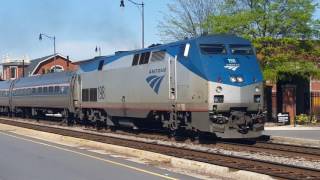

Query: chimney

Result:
[67,56,70,71]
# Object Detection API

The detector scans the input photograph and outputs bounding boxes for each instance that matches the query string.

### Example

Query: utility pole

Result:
[120,0,145,48]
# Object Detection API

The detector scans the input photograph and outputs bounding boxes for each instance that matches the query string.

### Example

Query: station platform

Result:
[264,125,320,140]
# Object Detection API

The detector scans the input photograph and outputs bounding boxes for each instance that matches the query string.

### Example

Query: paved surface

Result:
[264,130,320,140]
[0,131,199,180]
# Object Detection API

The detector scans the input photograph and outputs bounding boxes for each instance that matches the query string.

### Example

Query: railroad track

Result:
[0,117,319,179]
[254,141,320,156]
[214,140,320,161]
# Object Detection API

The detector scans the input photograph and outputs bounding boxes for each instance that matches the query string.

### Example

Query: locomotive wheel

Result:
[168,128,187,141]
[95,120,104,130]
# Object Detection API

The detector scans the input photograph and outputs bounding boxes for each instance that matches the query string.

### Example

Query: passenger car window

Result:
[230,44,254,55]
[43,87,48,93]
[54,86,60,93]
[49,86,54,93]
[199,44,226,55]
[38,87,43,94]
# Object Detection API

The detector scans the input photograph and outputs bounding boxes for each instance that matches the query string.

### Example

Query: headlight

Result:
[254,95,261,103]
[236,76,244,82]
[216,86,223,93]
[214,95,224,103]
[230,76,244,83]
[255,86,260,92]
[230,76,237,82]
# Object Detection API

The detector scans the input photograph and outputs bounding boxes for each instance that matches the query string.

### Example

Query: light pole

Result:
[39,33,57,72]
[120,0,144,49]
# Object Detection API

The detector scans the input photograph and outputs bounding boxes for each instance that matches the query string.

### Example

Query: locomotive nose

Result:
[209,82,263,112]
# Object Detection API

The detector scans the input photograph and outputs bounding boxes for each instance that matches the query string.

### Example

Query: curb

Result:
[270,136,320,148]
[265,127,320,130]
[0,123,274,180]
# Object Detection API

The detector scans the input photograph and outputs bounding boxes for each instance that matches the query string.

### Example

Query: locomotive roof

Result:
[13,71,75,88]
[77,34,251,72]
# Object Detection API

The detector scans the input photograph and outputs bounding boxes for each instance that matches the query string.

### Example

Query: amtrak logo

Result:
[224,58,240,71]
[224,64,240,71]
[146,75,165,94]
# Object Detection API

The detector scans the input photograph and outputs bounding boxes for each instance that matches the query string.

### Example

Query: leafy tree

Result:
[158,0,223,42]
[205,0,319,39]
[253,38,320,82]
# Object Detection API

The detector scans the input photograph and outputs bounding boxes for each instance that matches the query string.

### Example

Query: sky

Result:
[0,0,171,61]
[0,0,319,62]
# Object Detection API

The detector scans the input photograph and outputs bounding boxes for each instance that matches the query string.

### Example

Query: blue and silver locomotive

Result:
[0,35,265,139]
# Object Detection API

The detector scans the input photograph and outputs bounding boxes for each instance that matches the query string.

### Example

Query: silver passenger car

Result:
[0,80,12,113]
[11,72,78,116]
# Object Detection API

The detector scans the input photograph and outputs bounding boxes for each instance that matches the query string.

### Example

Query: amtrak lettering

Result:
[149,67,166,74]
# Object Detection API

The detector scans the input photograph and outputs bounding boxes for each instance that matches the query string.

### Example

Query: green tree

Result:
[206,0,319,39]
[254,38,320,82]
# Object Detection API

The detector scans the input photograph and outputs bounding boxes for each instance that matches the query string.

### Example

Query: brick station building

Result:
[1,54,78,80]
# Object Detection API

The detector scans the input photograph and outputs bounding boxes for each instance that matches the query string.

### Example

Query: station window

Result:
[199,44,226,55]
[150,50,166,62]
[82,89,89,102]
[10,67,17,79]
[132,54,140,66]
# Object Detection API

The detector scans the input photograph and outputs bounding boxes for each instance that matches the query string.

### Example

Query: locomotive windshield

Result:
[230,44,253,55]
[199,44,226,55]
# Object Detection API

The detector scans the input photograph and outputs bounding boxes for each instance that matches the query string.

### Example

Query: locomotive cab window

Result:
[150,50,166,62]
[199,44,226,55]
[230,44,254,55]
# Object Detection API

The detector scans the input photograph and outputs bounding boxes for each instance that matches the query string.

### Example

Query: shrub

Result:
[295,114,310,124]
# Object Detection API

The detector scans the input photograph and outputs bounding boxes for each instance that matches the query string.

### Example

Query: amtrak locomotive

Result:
[0,35,265,139]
